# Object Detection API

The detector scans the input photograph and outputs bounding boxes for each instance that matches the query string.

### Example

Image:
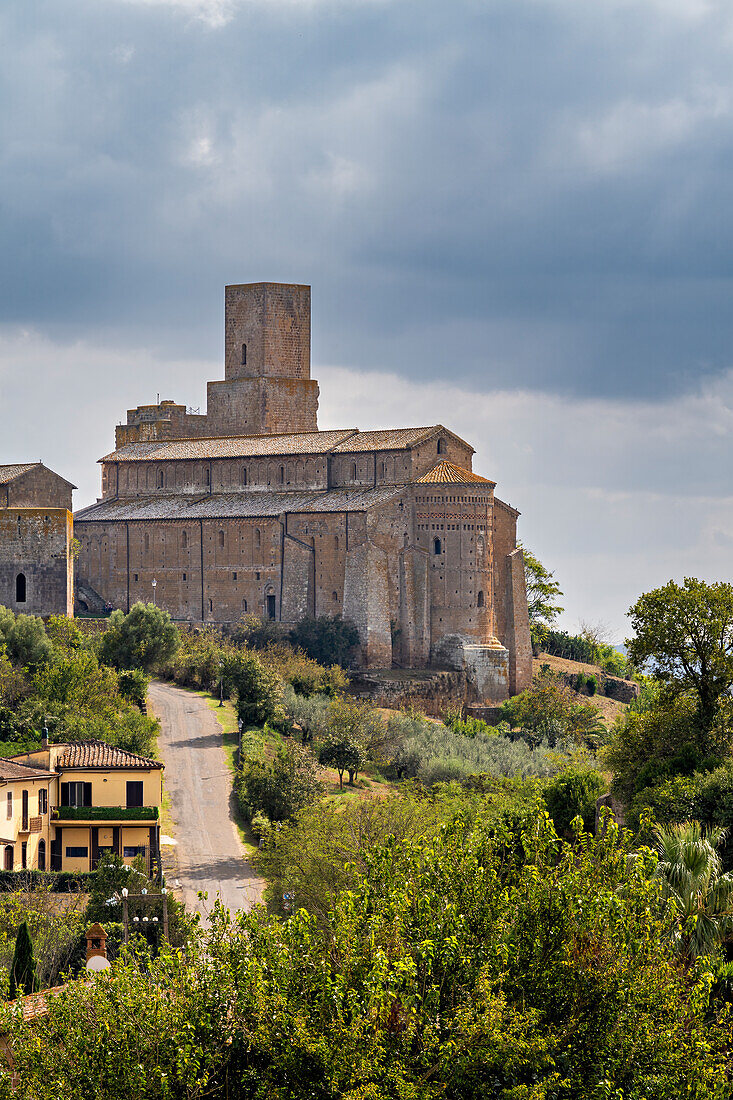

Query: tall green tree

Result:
[9,921,37,1000]
[519,545,564,641]
[627,577,733,732]
[654,822,733,959]
[99,603,180,672]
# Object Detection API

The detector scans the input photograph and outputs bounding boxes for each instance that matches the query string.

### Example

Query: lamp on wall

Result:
[151,578,157,606]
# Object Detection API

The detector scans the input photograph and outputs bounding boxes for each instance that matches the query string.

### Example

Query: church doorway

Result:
[266,594,276,620]
[15,573,26,603]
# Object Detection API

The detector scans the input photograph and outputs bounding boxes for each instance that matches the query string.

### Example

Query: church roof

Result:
[416,461,495,486]
[0,463,40,484]
[75,485,405,523]
[102,430,357,463]
[100,425,473,463]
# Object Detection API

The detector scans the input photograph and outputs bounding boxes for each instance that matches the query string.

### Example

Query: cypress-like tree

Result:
[9,921,37,1000]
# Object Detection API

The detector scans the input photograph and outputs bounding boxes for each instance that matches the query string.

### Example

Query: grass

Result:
[202,693,260,856]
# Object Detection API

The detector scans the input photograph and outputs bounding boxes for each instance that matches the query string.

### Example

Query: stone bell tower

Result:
[206,282,320,437]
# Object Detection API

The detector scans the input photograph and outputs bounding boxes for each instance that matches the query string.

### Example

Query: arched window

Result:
[208,598,213,613]
[477,590,485,608]
[351,462,357,481]
[37,839,46,872]
[181,530,188,549]
[218,530,225,549]
[241,599,247,612]
[158,469,164,488]
[279,465,285,485]
[205,467,211,487]
[241,342,247,366]
[242,467,248,487]
[433,538,441,556]
[332,591,338,601]
[4,847,13,871]
[144,533,150,552]
[255,528,261,549]
[15,573,26,603]
[379,461,385,478]
[437,438,447,455]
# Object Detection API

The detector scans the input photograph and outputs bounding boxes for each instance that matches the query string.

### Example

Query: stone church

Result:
[75,283,532,698]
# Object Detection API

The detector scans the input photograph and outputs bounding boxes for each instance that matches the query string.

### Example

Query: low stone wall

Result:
[552,668,640,704]
[348,669,469,718]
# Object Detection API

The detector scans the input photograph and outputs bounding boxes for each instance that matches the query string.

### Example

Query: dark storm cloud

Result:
[1,0,733,397]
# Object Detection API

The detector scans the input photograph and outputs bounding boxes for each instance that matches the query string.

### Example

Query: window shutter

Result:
[84,783,92,807]
[60,783,69,807]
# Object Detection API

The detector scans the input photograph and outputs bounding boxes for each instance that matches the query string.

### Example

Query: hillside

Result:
[533,651,632,726]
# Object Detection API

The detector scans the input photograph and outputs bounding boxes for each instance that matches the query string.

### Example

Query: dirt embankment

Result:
[533,652,633,726]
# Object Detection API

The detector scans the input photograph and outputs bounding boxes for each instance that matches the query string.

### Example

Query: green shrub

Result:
[229,651,282,727]
[574,672,586,693]
[117,669,149,708]
[586,674,598,696]
[289,616,359,667]
[542,768,605,834]
[236,742,322,822]
[99,603,180,672]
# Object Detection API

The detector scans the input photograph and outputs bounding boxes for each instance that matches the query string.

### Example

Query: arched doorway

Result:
[15,573,26,603]
[37,839,46,872]
[4,846,13,871]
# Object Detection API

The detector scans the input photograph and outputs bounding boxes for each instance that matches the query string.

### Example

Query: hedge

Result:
[54,806,159,821]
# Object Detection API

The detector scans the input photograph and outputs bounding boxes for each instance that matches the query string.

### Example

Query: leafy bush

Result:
[542,767,605,834]
[443,712,496,739]
[99,602,180,672]
[232,614,283,650]
[0,609,52,669]
[229,651,282,727]
[236,742,322,822]
[289,615,359,667]
[586,674,598,696]
[117,668,149,708]
[499,668,605,746]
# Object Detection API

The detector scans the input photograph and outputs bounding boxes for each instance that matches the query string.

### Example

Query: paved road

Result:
[148,680,265,920]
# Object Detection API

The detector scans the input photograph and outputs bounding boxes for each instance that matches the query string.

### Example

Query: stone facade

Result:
[0,464,75,617]
[76,282,533,701]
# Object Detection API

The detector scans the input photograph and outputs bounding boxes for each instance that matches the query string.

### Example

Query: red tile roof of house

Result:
[53,742,163,770]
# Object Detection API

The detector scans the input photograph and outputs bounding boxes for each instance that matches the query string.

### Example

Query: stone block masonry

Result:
[75,280,534,703]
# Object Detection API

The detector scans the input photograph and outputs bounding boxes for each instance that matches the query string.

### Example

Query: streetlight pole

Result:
[151,578,157,606]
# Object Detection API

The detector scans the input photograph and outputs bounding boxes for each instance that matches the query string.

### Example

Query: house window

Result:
[182,530,188,548]
[65,847,88,859]
[124,846,144,858]
[21,790,28,832]
[433,537,442,556]
[126,781,144,809]
[37,839,46,871]
[6,793,11,820]
[21,842,27,870]
[241,342,247,366]
[60,782,92,808]
[4,847,12,871]
[38,789,47,815]
[218,530,225,548]
[15,574,26,604]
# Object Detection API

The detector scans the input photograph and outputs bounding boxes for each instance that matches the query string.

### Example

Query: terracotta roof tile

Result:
[0,463,39,485]
[101,430,358,463]
[75,485,404,523]
[416,461,495,486]
[53,741,163,770]
[0,759,54,781]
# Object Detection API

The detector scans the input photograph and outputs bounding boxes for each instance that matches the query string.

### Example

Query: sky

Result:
[2,0,733,641]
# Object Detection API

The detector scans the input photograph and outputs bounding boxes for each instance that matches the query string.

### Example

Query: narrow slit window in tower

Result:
[433,538,441,556]
[241,343,247,366]
[477,590,485,608]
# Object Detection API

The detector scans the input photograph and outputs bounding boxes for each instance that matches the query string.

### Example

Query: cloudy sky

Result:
[2,0,733,640]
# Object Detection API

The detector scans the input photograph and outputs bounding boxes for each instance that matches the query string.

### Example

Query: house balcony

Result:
[51,806,160,823]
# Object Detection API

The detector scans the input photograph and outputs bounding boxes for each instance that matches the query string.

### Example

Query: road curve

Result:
[148,680,265,920]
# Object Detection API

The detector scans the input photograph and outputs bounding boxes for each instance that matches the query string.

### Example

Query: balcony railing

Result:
[52,806,159,822]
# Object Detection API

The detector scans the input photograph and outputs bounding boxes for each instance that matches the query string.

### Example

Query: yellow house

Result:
[0,740,163,875]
